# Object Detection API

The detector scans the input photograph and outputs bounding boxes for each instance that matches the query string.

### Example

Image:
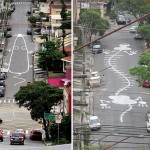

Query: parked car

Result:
[126,18,131,23]
[116,15,126,25]
[30,129,42,141]
[134,33,143,40]
[146,120,150,132]
[142,81,150,88]
[92,44,103,54]
[5,31,12,38]
[27,28,32,35]
[10,132,24,145]
[27,9,31,15]
[0,75,5,80]
[0,88,5,97]
[130,25,138,33]
[88,116,101,131]
[92,41,103,54]
[6,26,12,31]
[146,112,150,121]
[0,80,5,87]
[15,129,26,139]
[0,130,3,141]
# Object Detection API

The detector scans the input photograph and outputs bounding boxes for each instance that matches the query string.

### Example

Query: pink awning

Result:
[47,78,65,88]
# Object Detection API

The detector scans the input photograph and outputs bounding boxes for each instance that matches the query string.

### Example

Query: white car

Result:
[130,26,138,33]
[146,120,150,132]
[89,116,101,131]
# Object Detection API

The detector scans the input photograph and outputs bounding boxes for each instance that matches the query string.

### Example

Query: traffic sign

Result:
[55,115,62,124]
[44,113,56,120]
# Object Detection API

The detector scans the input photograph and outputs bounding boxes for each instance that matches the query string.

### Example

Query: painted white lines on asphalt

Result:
[101,43,148,123]
[12,2,31,5]
[0,99,15,103]
[8,34,31,86]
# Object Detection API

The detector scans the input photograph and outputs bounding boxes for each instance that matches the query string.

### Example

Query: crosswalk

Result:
[12,2,31,5]
[0,99,15,104]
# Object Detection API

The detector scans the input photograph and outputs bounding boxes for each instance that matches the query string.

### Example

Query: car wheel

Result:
[10,142,12,145]
[22,142,24,145]
[1,139,3,142]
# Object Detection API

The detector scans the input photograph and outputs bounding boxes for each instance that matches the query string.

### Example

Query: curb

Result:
[43,140,52,146]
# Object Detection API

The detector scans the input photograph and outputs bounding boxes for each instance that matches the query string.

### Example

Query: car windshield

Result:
[131,26,137,29]
[12,133,22,137]
[16,129,24,132]
[90,119,100,124]
[93,45,101,48]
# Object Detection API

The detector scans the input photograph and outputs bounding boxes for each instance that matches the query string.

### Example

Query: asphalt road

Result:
[91,20,150,149]
[0,1,44,148]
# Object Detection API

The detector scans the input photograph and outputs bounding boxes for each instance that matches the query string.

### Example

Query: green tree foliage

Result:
[39,12,46,17]
[129,50,150,86]
[59,0,71,56]
[84,143,110,150]
[49,115,71,144]
[138,24,150,48]
[14,81,63,139]
[78,9,109,41]
[28,16,37,24]
[116,0,150,19]
[37,41,64,72]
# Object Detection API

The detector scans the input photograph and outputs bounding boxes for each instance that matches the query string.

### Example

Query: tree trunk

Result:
[43,118,50,140]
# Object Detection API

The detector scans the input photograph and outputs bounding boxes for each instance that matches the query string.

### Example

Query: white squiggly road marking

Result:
[100,44,147,122]
[8,34,31,86]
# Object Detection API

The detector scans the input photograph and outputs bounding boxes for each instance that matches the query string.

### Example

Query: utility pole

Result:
[49,16,51,41]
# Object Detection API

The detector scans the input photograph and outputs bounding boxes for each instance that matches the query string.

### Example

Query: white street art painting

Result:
[8,34,30,86]
[100,44,148,122]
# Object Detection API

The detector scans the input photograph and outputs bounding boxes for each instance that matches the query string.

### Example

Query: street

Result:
[91,18,150,149]
[0,1,71,149]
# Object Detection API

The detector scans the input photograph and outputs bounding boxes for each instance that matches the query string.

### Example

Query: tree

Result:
[28,16,37,24]
[59,0,71,56]
[37,41,64,73]
[138,24,150,48]
[116,0,150,21]
[129,50,150,86]
[78,9,109,42]
[49,115,71,144]
[14,81,63,140]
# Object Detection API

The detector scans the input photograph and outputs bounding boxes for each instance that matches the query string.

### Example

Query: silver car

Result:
[10,132,24,145]
[92,44,103,54]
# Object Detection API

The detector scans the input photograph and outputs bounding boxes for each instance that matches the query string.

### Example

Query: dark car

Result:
[116,15,126,25]
[0,80,5,87]
[0,88,5,97]
[5,32,12,38]
[27,9,31,15]
[27,28,32,35]
[30,130,42,141]
[6,26,12,31]
[0,130,3,141]
[134,33,143,40]
[0,119,2,124]
[10,132,24,145]
[92,41,103,54]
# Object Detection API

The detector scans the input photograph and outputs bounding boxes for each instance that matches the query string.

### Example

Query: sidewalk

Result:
[43,141,71,149]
